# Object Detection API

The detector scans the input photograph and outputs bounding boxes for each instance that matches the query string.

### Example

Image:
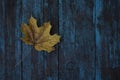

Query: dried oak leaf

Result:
[21,16,60,53]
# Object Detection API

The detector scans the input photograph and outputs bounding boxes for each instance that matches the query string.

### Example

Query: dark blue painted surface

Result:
[0,0,120,80]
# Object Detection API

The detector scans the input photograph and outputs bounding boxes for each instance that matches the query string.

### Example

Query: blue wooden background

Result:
[0,0,120,80]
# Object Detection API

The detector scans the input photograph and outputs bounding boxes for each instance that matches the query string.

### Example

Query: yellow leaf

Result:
[21,16,61,53]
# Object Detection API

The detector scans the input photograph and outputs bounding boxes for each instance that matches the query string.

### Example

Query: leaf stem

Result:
[0,48,32,79]
[14,50,31,68]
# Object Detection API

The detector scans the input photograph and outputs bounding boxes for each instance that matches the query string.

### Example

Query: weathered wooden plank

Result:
[0,0,22,80]
[74,0,95,80]
[117,0,120,80]
[21,0,33,80]
[93,0,102,80]
[43,0,59,79]
[2,0,18,80]
[94,0,120,80]
[118,0,120,67]
[0,0,5,80]
[59,0,78,80]
[59,0,96,80]
[14,0,22,80]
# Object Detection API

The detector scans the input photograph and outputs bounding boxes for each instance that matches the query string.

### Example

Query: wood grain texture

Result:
[59,0,95,80]
[43,0,59,80]
[0,0,5,80]
[94,0,120,80]
[59,0,76,79]
[0,0,120,80]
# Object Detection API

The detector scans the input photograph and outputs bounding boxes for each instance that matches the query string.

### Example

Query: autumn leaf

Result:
[21,16,61,53]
